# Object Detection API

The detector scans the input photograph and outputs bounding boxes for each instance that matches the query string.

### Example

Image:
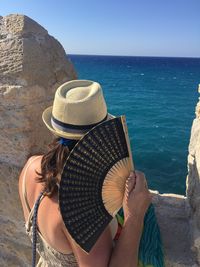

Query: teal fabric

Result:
[117,203,165,267]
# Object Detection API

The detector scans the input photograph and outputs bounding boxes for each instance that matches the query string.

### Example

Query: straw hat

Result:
[42,80,115,139]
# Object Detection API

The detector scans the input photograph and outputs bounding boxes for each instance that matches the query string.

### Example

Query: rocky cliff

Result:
[186,84,200,265]
[0,14,200,267]
[0,14,76,266]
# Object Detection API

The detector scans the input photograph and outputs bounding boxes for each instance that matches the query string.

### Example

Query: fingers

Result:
[124,172,136,201]
[134,170,145,179]
[134,170,149,192]
[124,170,150,204]
[126,173,135,193]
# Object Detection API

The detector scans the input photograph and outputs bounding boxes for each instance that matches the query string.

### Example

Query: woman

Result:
[18,80,152,267]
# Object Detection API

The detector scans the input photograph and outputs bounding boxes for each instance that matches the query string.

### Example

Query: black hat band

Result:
[51,114,108,134]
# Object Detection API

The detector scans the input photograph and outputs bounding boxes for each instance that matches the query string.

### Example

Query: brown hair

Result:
[36,137,77,197]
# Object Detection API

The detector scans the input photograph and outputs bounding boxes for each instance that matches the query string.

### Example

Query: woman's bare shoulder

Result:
[27,155,43,171]
[18,155,44,203]
[18,155,44,217]
[19,155,43,182]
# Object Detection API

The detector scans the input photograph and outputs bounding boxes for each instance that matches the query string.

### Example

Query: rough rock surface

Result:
[186,84,200,265]
[0,14,77,167]
[1,14,200,267]
[0,14,76,267]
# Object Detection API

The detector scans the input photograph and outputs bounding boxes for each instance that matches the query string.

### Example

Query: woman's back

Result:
[19,155,118,266]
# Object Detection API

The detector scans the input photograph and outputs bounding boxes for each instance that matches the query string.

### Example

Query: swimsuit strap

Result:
[21,155,44,267]
[32,191,45,267]
[22,156,42,213]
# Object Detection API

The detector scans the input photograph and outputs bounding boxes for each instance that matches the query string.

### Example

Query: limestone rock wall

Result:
[0,14,77,167]
[0,14,77,267]
[149,191,193,267]
[186,85,200,264]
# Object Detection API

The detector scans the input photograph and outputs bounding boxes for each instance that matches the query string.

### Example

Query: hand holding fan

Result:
[59,115,134,253]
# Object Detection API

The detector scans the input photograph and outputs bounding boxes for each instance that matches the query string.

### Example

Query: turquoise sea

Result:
[69,55,200,195]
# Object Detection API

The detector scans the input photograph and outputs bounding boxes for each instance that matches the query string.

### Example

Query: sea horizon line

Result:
[68,53,200,59]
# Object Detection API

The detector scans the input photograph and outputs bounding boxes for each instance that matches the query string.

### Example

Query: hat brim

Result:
[42,106,115,140]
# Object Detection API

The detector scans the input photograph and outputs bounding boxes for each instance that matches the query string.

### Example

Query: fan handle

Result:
[121,115,134,171]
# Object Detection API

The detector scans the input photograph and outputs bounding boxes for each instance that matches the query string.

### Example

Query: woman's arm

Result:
[108,215,144,267]
[109,170,150,267]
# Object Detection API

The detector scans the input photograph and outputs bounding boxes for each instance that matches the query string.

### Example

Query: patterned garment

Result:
[115,203,165,267]
[25,207,79,267]
[22,156,78,267]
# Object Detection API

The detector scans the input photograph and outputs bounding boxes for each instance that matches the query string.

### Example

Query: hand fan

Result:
[59,115,134,253]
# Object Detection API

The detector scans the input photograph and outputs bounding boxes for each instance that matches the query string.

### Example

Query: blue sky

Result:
[1,0,200,57]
